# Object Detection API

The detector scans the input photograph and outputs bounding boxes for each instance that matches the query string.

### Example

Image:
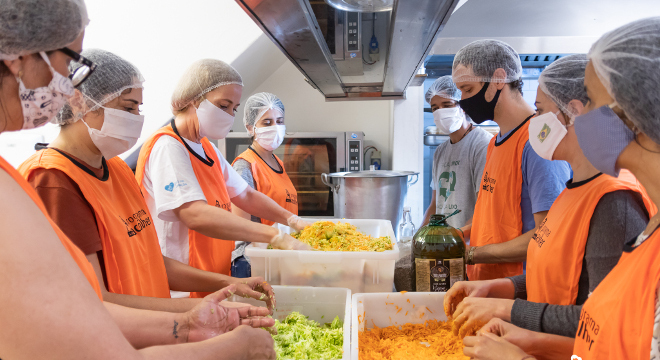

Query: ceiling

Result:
[431,0,660,55]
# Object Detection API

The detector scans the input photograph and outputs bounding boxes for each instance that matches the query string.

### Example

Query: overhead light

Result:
[324,0,394,12]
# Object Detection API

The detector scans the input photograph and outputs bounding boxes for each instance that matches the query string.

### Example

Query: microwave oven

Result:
[219,131,364,217]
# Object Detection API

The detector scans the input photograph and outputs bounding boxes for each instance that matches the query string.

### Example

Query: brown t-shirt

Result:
[26,148,108,286]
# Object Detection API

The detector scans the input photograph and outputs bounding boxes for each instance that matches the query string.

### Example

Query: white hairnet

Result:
[588,16,660,144]
[0,0,88,60]
[171,59,243,114]
[538,54,589,118]
[243,92,285,131]
[425,75,461,104]
[56,49,144,125]
[452,39,522,84]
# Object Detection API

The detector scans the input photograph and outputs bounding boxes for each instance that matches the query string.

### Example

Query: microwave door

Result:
[282,140,336,217]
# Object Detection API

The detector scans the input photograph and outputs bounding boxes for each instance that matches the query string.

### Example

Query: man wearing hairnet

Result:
[422,76,492,230]
[451,40,571,281]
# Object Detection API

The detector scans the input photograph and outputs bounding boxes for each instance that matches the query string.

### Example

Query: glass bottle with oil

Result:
[412,210,465,292]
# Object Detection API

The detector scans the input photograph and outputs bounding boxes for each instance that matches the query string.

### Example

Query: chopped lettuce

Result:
[272,311,344,360]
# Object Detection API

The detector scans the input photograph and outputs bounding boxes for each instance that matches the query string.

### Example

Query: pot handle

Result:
[321,173,340,192]
[408,173,419,185]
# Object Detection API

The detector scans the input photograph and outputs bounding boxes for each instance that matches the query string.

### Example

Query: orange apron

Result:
[232,148,298,226]
[2,155,102,299]
[467,118,530,280]
[19,149,171,298]
[573,230,660,359]
[526,171,655,305]
[136,121,234,298]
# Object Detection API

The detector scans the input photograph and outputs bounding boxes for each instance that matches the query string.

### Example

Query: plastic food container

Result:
[351,292,447,359]
[229,285,352,360]
[245,219,399,294]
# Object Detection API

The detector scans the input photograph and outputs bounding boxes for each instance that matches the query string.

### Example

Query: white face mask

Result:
[196,99,235,140]
[82,107,144,159]
[432,107,465,134]
[528,111,569,161]
[254,124,286,151]
[19,52,75,129]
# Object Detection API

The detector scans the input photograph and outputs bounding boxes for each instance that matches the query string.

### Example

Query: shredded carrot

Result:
[413,304,415,308]
[358,320,469,360]
[400,291,408,294]
[396,308,402,314]
[420,312,425,319]
[407,299,411,303]
[426,307,434,314]
[405,311,409,316]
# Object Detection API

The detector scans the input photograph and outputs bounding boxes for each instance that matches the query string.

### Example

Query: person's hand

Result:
[228,276,276,312]
[444,280,494,319]
[463,332,532,360]
[478,318,539,354]
[183,285,276,343]
[231,326,277,360]
[452,297,514,338]
[270,230,314,250]
[287,215,313,232]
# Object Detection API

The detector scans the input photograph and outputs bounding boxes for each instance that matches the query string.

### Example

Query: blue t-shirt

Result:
[496,129,572,233]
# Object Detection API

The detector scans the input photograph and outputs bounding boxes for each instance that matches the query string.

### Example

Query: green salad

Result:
[272,311,344,359]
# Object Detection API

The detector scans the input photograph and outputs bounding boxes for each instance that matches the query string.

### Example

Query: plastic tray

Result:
[229,285,352,360]
[245,219,399,294]
[351,292,447,359]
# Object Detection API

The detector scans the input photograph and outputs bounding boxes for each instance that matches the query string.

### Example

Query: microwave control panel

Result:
[346,132,363,172]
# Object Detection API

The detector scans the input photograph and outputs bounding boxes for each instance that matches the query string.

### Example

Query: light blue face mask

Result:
[574,102,635,177]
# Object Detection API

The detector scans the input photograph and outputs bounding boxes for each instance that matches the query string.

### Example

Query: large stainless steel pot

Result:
[321,170,419,235]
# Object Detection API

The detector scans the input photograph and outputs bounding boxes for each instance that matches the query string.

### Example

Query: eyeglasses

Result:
[58,47,97,87]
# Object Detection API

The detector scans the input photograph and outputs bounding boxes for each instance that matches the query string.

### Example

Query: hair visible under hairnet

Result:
[452,39,522,84]
[425,75,461,104]
[171,59,243,114]
[0,0,88,60]
[243,92,285,133]
[538,54,589,119]
[588,17,660,144]
[56,49,144,125]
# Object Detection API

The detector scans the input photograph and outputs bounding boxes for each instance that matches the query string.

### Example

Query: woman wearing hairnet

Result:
[230,92,299,278]
[462,17,660,360]
[20,49,277,313]
[136,60,312,298]
[444,54,653,340]
[421,75,492,230]
[0,1,275,359]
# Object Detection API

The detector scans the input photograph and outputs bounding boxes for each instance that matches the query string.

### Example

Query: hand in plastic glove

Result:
[270,229,314,250]
[452,297,514,338]
[287,215,312,232]
[478,318,539,352]
[444,280,493,319]
[479,318,575,359]
[228,276,276,312]
[231,326,277,360]
[463,332,532,360]
[184,285,276,343]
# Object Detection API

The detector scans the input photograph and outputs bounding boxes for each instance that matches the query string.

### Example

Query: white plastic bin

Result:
[229,285,352,360]
[245,219,399,294]
[351,292,447,359]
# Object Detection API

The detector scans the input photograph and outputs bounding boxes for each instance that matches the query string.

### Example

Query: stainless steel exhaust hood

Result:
[235,0,459,100]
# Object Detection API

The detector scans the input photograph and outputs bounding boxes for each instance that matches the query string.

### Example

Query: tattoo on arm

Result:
[173,320,179,339]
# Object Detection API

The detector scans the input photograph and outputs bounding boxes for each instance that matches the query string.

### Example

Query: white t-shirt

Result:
[142,135,248,280]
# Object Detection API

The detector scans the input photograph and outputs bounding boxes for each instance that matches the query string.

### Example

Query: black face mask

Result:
[458,82,502,124]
